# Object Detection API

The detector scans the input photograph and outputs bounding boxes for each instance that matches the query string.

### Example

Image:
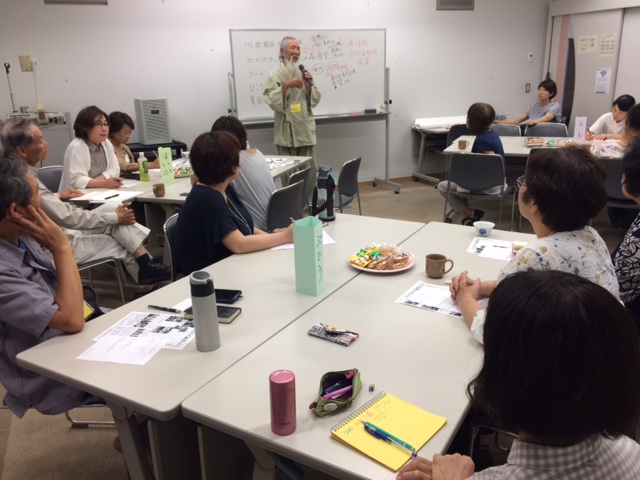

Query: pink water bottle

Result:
[270,370,296,435]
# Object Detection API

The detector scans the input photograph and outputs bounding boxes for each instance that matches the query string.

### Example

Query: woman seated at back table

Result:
[210,115,275,232]
[593,103,640,159]
[494,79,561,127]
[437,102,505,225]
[450,146,619,343]
[108,111,160,174]
[586,94,635,141]
[59,105,124,191]
[174,131,293,276]
[397,270,640,480]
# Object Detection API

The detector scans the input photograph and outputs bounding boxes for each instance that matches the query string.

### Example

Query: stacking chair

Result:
[447,124,471,146]
[38,165,63,192]
[469,424,519,467]
[442,153,514,228]
[64,407,115,429]
[524,123,568,137]
[427,123,470,158]
[490,124,521,136]
[335,157,362,215]
[602,157,640,212]
[266,180,305,231]
[163,212,181,282]
[288,167,311,211]
[78,258,126,305]
[1,401,114,429]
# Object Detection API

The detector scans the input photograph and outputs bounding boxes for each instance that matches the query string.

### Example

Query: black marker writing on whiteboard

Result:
[298,64,314,87]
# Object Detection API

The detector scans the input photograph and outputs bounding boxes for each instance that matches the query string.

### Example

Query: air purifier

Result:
[134,98,172,145]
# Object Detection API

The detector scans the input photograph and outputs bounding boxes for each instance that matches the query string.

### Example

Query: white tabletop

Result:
[413,115,467,132]
[71,155,312,206]
[443,135,604,157]
[181,223,536,480]
[17,214,425,420]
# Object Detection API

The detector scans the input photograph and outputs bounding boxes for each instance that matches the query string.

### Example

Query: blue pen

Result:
[362,421,418,457]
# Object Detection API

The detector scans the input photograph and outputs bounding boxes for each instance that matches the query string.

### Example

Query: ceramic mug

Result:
[457,139,469,150]
[152,183,166,197]
[425,254,454,279]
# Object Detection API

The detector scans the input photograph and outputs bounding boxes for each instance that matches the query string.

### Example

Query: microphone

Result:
[298,64,313,87]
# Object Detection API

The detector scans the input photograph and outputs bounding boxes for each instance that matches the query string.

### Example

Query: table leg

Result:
[413,130,440,183]
[198,425,255,480]
[148,415,200,480]
[107,402,154,480]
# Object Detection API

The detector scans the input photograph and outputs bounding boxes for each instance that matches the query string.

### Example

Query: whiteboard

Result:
[229,29,386,121]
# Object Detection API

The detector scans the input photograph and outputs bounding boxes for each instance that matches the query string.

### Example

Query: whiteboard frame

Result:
[229,28,387,122]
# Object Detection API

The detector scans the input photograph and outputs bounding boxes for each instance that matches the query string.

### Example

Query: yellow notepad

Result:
[330,391,447,471]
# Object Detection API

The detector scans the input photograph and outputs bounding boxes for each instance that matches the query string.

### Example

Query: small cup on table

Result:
[457,139,469,150]
[473,221,495,237]
[152,183,165,197]
[426,254,454,279]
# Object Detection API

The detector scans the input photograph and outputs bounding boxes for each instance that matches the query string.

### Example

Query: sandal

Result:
[461,210,485,226]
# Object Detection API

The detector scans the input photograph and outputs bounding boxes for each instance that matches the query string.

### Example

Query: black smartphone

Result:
[215,289,243,304]
[184,305,242,324]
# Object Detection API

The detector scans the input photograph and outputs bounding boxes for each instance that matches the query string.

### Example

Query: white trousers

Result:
[65,203,149,281]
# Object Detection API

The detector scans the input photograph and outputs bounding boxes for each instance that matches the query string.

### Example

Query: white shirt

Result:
[59,138,120,191]
[589,112,626,136]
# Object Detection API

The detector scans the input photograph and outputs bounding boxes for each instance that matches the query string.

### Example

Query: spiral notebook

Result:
[330,391,447,471]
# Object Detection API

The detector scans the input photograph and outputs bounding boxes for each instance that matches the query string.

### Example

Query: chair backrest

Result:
[524,123,568,137]
[38,166,63,192]
[448,153,506,192]
[163,212,180,281]
[337,157,362,197]
[266,180,305,231]
[490,124,521,137]
[288,167,311,210]
[602,157,631,202]
[446,124,470,146]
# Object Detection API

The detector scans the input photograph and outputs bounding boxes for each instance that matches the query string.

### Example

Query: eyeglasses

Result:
[516,176,525,189]
[93,122,109,128]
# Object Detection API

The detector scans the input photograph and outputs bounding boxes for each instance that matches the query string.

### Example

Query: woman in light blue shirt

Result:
[495,79,561,127]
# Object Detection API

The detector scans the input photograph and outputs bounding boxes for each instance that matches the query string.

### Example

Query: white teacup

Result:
[182,151,190,159]
[474,221,495,237]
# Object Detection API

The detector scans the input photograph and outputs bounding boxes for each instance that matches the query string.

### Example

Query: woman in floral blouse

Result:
[612,137,640,330]
[450,146,619,344]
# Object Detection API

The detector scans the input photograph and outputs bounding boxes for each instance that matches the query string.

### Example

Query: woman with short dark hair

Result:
[437,103,505,225]
[586,94,636,141]
[397,270,640,479]
[108,111,160,174]
[450,146,618,343]
[495,79,561,127]
[174,131,293,275]
[59,105,123,191]
[211,116,275,231]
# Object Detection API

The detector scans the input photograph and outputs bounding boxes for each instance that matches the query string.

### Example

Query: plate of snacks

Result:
[348,244,415,274]
[174,166,194,177]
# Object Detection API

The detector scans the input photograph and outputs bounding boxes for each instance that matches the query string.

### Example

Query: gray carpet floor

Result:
[0,176,626,479]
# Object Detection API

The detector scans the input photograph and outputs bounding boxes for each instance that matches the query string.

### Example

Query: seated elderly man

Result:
[0,118,170,286]
[0,155,100,417]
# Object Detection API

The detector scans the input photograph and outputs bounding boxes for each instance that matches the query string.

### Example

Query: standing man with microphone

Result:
[263,36,321,195]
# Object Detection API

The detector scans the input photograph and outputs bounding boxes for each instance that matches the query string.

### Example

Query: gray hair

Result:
[279,36,298,61]
[0,117,37,154]
[0,153,31,222]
